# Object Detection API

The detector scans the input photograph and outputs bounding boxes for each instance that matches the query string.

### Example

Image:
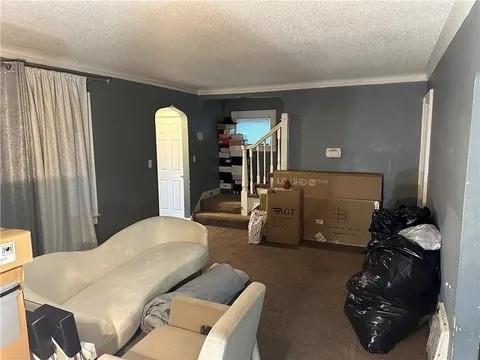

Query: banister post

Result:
[241,145,248,216]
[280,113,289,170]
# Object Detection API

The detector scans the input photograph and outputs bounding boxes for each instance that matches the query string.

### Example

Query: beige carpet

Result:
[206,225,429,360]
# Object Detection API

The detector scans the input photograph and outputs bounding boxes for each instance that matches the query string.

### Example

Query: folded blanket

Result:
[141,263,249,332]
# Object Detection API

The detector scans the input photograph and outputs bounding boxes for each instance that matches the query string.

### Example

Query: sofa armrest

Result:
[159,218,209,247]
[169,296,229,333]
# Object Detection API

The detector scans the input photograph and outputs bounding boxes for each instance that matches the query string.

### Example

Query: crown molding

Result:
[0,46,198,95]
[425,0,475,77]
[2,47,429,96]
[197,73,428,96]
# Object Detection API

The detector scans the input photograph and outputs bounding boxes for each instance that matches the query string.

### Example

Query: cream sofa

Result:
[24,217,209,356]
[99,282,266,360]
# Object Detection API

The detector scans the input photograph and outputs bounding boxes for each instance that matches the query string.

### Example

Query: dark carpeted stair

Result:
[193,194,249,229]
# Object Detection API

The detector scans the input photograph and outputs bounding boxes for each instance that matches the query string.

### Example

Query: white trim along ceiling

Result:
[0,1,475,95]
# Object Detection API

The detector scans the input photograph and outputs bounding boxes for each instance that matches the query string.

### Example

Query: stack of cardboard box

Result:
[266,170,382,247]
[218,123,235,191]
[217,123,235,191]
[229,134,244,193]
[217,122,245,194]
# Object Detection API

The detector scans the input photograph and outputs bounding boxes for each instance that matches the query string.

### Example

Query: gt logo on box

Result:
[272,207,296,216]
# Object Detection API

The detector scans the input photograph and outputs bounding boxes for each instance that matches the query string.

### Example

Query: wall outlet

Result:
[326,148,342,158]
[147,159,153,168]
[192,155,197,163]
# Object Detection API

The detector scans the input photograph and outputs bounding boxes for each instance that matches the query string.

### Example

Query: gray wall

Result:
[427,3,480,359]
[222,82,427,207]
[88,79,222,242]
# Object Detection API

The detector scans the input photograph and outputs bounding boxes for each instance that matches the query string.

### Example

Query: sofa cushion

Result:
[62,242,208,349]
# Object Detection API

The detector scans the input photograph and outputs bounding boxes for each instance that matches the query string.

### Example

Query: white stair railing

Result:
[241,113,289,215]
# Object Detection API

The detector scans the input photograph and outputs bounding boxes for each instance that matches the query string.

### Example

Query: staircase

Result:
[241,113,289,215]
[193,113,289,229]
[193,194,249,229]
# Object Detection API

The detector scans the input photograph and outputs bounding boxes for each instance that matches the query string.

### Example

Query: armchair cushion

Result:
[123,327,205,360]
[169,296,229,333]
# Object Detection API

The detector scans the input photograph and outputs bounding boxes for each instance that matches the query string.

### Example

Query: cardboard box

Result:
[218,166,232,173]
[0,229,33,273]
[231,165,242,176]
[229,145,243,157]
[0,229,32,360]
[273,170,382,201]
[266,188,302,245]
[304,198,379,246]
[230,134,244,141]
[273,170,382,246]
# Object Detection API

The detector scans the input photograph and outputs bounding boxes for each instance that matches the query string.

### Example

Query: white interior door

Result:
[417,89,434,207]
[156,116,185,217]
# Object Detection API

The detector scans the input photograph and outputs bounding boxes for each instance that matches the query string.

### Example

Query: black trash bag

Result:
[345,235,440,353]
[367,206,432,251]
[345,290,421,353]
[369,206,432,235]
[362,236,440,312]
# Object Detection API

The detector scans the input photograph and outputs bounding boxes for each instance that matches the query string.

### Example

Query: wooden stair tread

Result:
[194,211,248,221]
[193,211,249,229]
[200,194,241,214]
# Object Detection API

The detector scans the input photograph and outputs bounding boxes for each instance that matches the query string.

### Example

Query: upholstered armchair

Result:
[99,282,266,360]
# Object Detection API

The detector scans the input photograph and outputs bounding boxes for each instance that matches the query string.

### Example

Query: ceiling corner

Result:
[425,0,476,78]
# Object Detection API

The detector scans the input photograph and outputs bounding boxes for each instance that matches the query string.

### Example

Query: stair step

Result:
[200,194,241,214]
[194,211,249,229]
[255,184,270,189]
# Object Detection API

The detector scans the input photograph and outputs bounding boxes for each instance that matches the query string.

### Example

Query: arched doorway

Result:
[155,106,190,218]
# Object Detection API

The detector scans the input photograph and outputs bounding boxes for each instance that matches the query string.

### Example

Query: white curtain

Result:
[24,67,97,252]
[1,61,39,254]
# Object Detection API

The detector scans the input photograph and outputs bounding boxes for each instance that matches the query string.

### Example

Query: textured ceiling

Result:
[1,1,458,93]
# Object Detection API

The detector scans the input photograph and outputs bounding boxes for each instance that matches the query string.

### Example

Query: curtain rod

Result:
[1,58,111,84]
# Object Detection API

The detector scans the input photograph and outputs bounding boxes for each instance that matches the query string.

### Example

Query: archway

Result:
[154,106,190,217]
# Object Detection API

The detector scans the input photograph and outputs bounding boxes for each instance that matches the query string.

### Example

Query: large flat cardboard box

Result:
[304,198,379,246]
[273,170,382,200]
[266,188,302,245]
[273,171,382,246]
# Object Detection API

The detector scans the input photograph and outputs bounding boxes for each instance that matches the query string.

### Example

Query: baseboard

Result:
[193,188,221,213]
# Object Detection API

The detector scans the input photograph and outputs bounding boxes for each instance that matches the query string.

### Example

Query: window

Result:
[231,110,276,146]
[235,117,271,144]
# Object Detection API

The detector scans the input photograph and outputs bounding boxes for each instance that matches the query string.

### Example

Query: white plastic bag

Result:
[248,209,267,245]
[399,224,441,250]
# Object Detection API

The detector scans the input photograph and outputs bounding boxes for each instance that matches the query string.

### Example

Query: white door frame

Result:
[417,89,434,207]
[155,106,190,218]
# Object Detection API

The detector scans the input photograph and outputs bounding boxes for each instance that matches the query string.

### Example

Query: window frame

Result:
[231,110,277,150]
